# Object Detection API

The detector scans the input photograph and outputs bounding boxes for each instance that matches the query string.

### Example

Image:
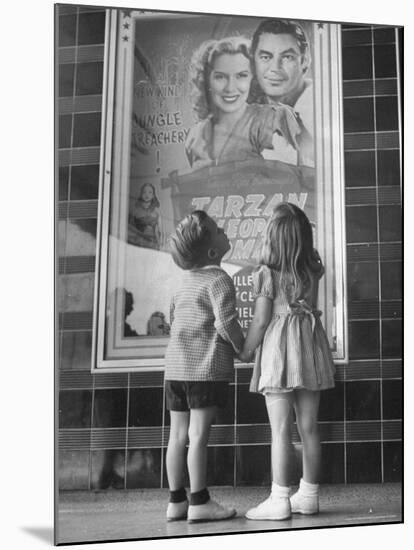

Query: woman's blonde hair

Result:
[260,202,322,299]
[188,36,251,121]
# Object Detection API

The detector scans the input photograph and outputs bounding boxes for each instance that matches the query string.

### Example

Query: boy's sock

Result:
[169,487,187,503]
[189,488,210,506]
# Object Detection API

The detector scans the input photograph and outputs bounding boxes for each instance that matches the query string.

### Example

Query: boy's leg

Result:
[166,410,190,491]
[166,409,190,521]
[186,403,236,522]
[187,406,216,493]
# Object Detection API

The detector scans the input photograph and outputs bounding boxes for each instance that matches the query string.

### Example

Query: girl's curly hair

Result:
[188,36,252,121]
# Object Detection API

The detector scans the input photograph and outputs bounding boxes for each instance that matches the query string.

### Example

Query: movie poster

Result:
[93,9,347,370]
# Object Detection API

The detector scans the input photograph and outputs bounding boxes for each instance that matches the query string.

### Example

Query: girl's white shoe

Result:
[290,491,319,514]
[290,479,320,514]
[245,495,291,520]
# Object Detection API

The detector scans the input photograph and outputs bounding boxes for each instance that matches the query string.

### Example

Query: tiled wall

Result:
[57,5,402,490]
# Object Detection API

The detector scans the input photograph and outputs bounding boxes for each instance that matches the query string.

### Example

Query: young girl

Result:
[164,210,244,523]
[128,183,161,249]
[239,202,335,520]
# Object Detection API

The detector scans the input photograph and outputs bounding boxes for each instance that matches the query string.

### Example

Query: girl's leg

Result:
[166,410,190,491]
[266,392,295,487]
[293,389,321,483]
[245,392,293,520]
[187,406,217,493]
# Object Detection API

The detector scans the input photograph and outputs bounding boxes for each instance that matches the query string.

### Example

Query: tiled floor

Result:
[57,483,402,544]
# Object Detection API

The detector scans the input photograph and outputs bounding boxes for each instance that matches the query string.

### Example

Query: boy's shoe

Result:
[245,495,291,520]
[187,499,236,523]
[166,500,189,521]
[290,491,319,515]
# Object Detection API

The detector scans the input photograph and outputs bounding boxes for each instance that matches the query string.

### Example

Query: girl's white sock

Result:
[271,482,290,497]
[298,478,319,496]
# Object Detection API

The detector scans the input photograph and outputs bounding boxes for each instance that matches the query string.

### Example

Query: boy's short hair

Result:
[170,210,211,270]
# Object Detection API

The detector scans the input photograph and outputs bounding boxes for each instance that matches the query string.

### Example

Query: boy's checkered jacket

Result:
[164,265,244,381]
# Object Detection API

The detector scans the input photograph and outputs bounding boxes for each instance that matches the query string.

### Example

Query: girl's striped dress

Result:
[249,263,335,394]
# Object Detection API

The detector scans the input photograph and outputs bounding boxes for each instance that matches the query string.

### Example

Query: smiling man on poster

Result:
[250,19,314,167]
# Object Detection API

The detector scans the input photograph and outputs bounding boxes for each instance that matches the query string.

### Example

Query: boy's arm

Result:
[238,296,272,362]
[209,274,244,354]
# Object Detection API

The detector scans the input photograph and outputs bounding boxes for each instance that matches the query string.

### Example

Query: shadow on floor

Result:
[21,526,54,545]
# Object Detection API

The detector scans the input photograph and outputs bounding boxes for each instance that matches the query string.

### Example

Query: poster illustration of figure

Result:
[126,15,315,334]
[96,10,346,368]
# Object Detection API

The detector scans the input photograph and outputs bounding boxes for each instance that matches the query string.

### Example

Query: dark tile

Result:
[91,450,126,490]
[129,388,163,427]
[381,261,402,299]
[342,46,373,80]
[382,379,402,419]
[59,450,90,490]
[93,389,128,428]
[345,151,376,187]
[59,114,72,148]
[346,380,381,420]
[377,149,401,186]
[383,441,402,482]
[237,385,268,424]
[341,29,372,46]
[382,319,402,358]
[59,166,69,201]
[343,98,374,133]
[70,164,100,199]
[60,331,92,370]
[346,442,381,482]
[73,112,101,147]
[376,96,399,131]
[348,320,380,359]
[319,384,344,421]
[346,206,378,243]
[78,11,106,45]
[59,63,75,97]
[379,205,402,241]
[75,62,104,96]
[207,447,235,486]
[235,445,271,486]
[59,390,92,427]
[374,28,396,44]
[374,44,397,77]
[59,14,77,47]
[347,262,379,301]
[320,443,345,484]
[126,449,161,489]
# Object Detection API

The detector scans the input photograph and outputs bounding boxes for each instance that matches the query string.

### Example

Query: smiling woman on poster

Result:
[185,36,307,170]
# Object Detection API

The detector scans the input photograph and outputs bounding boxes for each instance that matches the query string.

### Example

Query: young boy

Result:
[165,210,244,522]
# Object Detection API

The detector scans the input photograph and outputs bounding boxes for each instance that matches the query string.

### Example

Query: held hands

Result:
[238,347,254,363]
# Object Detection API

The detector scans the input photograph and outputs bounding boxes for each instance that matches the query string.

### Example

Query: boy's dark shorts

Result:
[165,380,229,411]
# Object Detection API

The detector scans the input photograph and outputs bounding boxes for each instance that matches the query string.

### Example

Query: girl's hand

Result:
[238,348,253,363]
